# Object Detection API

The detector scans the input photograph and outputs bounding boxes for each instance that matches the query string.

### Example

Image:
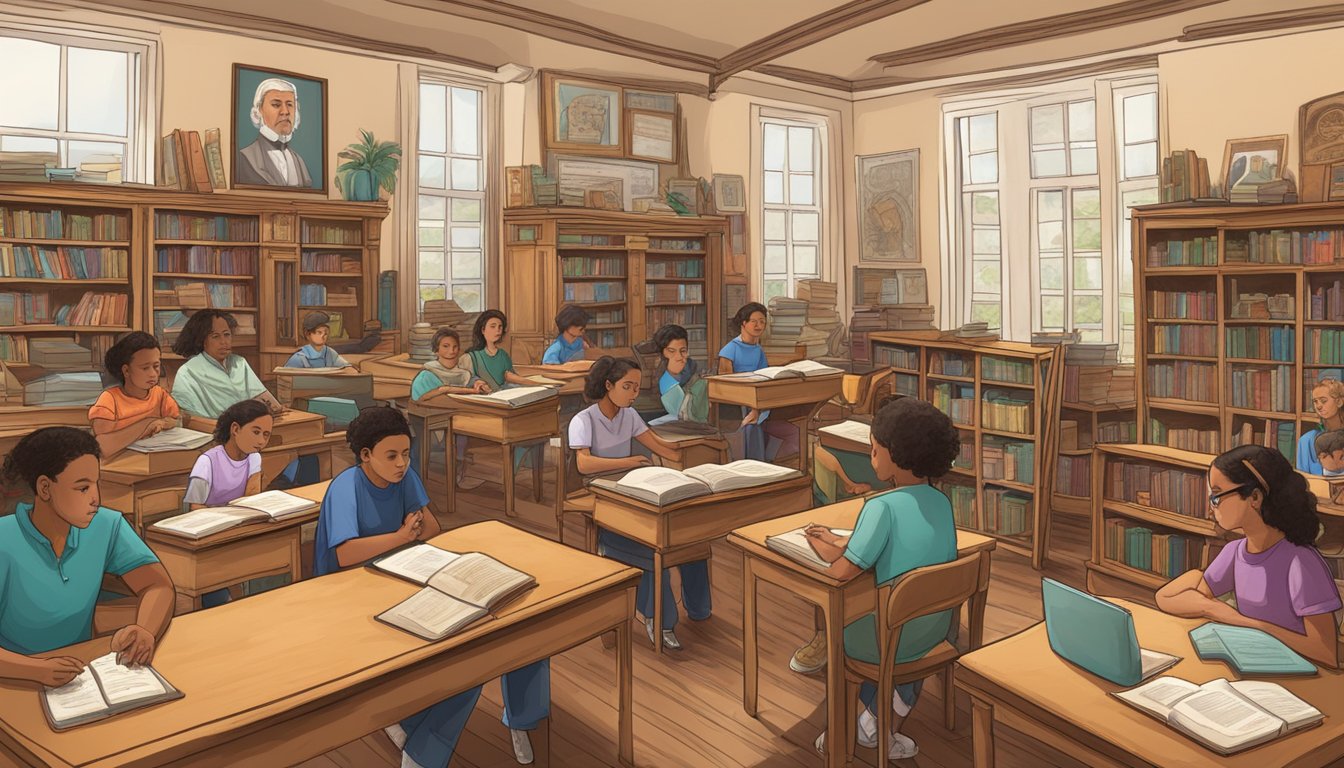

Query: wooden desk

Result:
[816,422,870,456]
[143,482,328,610]
[591,474,813,654]
[0,522,641,768]
[707,373,843,471]
[727,499,997,768]
[956,600,1344,768]
[649,428,730,470]
[185,410,326,445]
[184,411,341,488]
[0,405,91,430]
[357,352,422,402]
[272,369,375,411]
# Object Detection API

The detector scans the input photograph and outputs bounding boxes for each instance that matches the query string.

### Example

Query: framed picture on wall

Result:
[712,174,746,212]
[856,149,919,262]
[231,64,327,193]
[543,72,624,156]
[626,109,677,163]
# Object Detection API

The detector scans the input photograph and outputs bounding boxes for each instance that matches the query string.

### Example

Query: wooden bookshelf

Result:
[1054,398,1137,517]
[501,208,726,365]
[868,331,1064,569]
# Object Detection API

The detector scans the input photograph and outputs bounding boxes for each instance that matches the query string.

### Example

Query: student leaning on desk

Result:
[0,428,174,684]
[87,331,182,457]
[310,406,548,767]
[1157,445,1342,668]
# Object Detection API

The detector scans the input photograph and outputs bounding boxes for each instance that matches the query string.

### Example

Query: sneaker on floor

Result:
[401,750,427,768]
[644,617,683,650]
[383,724,407,750]
[509,728,534,765]
[789,630,827,674]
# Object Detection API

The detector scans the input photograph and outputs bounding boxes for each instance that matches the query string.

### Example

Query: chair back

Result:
[557,426,589,500]
[877,551,985,664]
[854,367,897,415]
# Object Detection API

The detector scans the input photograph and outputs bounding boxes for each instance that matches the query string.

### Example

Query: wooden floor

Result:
[291,445,1101,768]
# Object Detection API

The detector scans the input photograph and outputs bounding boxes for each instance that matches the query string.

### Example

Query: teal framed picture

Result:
[231,64,327,193]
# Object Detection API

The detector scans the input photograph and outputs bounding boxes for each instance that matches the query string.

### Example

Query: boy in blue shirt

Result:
[312,406,548,767]
[802,397,961,761]
[541,304,589,364]
[286,311,355,370]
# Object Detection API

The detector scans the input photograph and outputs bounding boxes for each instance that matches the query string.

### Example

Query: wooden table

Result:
[956,599,1344,768]
[707,373,842,471]
[143,482,328,611]
[0,405,91,430]
[98,445,215,532]
[184,411,342,488]
[727,499,997,768]
[0,522,641,768]
[272,368,375,411]
[591,474,813,654]
[357,352,422,402]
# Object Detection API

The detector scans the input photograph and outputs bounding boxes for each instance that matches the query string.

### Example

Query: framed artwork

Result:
[856,149,919,262]
[553,156,658,210]
[231,64,327,193]
[1222,134,1287,198]
[543,72,623,156]
[712,174,746,212]
[626,109,677,163]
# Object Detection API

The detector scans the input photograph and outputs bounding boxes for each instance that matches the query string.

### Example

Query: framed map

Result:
[857,149,919,262]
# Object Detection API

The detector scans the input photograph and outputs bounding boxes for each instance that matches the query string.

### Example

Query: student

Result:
[1317,430,1344,477]
[285,311,355,370]
[88,331,182,457]
[571,356,711,650]
[0,427,174,681]
[1157,445,1341,668]
[182,400,274,608]
[311,406,547,766]
[410,328,488,489]
[171,309,284,419]
[651,324,708,424]
[716,303,797,460]
[541,304,590,364]
[802,397,962,759]
[1297,378,1344,473]
[811,395,900,507]
[463,310,533,391]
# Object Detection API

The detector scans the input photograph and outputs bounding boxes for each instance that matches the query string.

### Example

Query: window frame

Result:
[752,106,834,302]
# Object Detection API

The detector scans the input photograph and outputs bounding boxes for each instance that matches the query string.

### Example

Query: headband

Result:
[1241,459,1269,493]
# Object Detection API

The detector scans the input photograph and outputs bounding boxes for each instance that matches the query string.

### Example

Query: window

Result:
[0,30,151,181]
[760,116,823,301]
[1114,87,1160,361]
[417,80,485,312]
[957,113,1002,328]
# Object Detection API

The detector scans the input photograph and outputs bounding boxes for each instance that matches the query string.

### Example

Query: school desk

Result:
[706,373,843,471]
[357,352,422,401]
[143,481,328,611]
[816,421,870,456]
[0,521,641,768]
[183,410,342,486]
[955,599,1344,768]
[649,426,730,469]
[0,404,90,430]
[590,474,813,654]
[97,445,214,532]
[272,368,375,411]
[727,499,996,768]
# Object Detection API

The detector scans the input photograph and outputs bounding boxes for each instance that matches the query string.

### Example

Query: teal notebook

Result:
[1189,623,1317,676]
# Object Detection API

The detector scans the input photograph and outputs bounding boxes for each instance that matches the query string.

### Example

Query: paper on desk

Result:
[127,427,213,453]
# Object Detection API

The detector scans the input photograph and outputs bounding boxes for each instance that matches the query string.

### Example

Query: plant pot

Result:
[345,169,377,202]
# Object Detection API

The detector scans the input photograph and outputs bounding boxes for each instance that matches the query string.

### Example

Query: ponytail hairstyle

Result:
[583,355,641,402]
[729,302,768,337]
[2,427,101,492]
[1211,445,1320,546]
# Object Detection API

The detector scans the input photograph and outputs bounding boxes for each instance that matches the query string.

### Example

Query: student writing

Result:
[285,311,355,370]
[541,304,590,365]
[170,309,284,418]
[87,331,182,457]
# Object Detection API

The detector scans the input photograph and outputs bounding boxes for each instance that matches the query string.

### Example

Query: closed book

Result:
[185,131,214,193]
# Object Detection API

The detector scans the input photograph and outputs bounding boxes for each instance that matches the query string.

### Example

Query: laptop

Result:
[1041,578,1180,686]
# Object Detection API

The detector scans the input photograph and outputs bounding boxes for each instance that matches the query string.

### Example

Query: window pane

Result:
[793,244,817,274]
[969,152,997,184]
[970,302,1001,327]
[450,158,479,191]
[1122,187,1160,210]
[764,171,784,204]
[763,279,788,303]
[452,284,482,312]
[1031,149,1066,178]
[419,156,445,188]
[419,284,447,303]
[67,140,123,170]
[972,227,1000,255]
[973,261,1000,293]
[1038,221,1064,251]
[1039,257,1064,290]
[450,87,479,155]
[1074,295,1103,324]
[1120,295,1135,327]
[1030,104,1064,145]
[451,251,482,279]
[418,223,443,247]
[791,211,819,242]
[419,195,446,220]
[789,173,814,205]
[1041,295,1065,329]
[1080,329,1104,343]
[764,124,786,171]
[451,198,481,222]
[0,135,57,152]
[972,192,999,225]
[419,83,447,153]
[788,126,813,171]
[764,209,786,240]
[450,227,480,248]
[67,48,128,136]
[0,38,59,130]
[1037,189,1062,221]
[1073,220,1102,250]
[1069,100,1096,142]
[1124,92,1157,143]
[968,113,996,152]
[419,250,444,280]
[1125,142,1158,178]
[1070,146,1098,175]
[1072,189,1101,218]
[764,244,787,273]
[1074,255,1103,290]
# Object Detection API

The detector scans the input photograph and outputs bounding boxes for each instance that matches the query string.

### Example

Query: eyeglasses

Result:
[1208,484,1253,508]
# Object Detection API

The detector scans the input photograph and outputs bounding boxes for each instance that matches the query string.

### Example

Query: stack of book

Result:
[158,129,225,193]
[0,151,59,182]
[15,370,104,407]
[762,296,809,358]
[27,338,92,371]
[795,280,843,353]
[847,305,935,364]
[1159,149,1212,202]
[233,313,257,340]
[76,154,123,184]
[408,323,436,361]
[942,322,998,341]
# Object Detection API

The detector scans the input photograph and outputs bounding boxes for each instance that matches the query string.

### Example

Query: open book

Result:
[272,366,345,374]
[602,460,801,505]
[724,360,843,381]
[127,427,212,453]
[42,653,183,730]
[765,526,853,570]
[453,385,557,408]
[1189,623,1316,676]
[1114,677,1322,755]
[150,490,318,539]
[819,420,871,445]
[371,544,537,641]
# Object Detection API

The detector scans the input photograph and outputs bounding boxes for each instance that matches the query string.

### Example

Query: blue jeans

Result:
[858,679,924,717]
[401,659,550,768]
[598,530,712,630]
[201,588,231,608]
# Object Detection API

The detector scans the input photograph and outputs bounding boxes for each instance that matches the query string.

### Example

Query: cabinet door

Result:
[261,249,299,351]
[503,243,551,360]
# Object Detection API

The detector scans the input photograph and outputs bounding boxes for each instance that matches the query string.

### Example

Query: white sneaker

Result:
[401,751,427,768]
[384,724,407,749]
[509,728,534,765]
[644,617,683,650]
[816,716,919,761]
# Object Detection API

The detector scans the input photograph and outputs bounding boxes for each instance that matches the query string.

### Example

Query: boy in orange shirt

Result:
[88,332,181,457]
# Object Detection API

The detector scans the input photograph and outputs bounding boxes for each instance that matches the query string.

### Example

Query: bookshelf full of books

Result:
[868,331,1064,569]
[1053,344,1137,517]
[1134,201,1344,461]
[502,208,726,365]
[297,217,369,344]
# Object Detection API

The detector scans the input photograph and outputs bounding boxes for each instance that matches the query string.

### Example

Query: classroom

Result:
[0,1,1342,766]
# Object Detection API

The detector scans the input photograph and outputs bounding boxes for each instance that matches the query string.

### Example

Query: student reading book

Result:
[42,651,183,730]
[410,328,489,489]
[1156,445,1342,668]
[800,397,962,760]
[813,398,899,506]
[541,304,590,364]
[1296,377,1344,474]
[725,359,844,380]
[310,406,547,767]
[464,310,542,473]
[650,324,709,425]
[170,310,285,419]
[285,311,355,370]
[370,544,536,640]
[1114,676,1322,755]
[87,331,182,457]
[571,356,711,651]
[0,428,174,693]
[716,303,797,461]
[604,460,798,505]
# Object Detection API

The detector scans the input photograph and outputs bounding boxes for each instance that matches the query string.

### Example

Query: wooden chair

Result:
[556,428,597,552]
[842,550,992,764]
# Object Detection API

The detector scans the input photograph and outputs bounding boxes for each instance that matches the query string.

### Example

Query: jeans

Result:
[401,659,550,768]
[598,530,712,630]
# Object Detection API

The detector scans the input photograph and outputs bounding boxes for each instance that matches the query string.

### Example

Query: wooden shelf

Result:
[1225,357,1293,365]
[562,275,628,282]
[300,272,363,278]
[1146,354,1218,362]
[982,428,1035,440]
[644,277,706,283]
[1146,397,1219,415]
[0,237,130,247]
[1142,265,1219,275]
[1223,318,1296,325]
[1060,448,1093,456]
[645,249,706,255]
[646,302,700,307]
[1304,319,1344,326]
[584,323,627,330]
[1226,406,1297,419]
[558,244,626,251]
[155,239,259,246]
[985,478,1034,493]
[301,243,364,250]
[156,306,258,312]
[981,378,1036,390]
[1061,400,1136,412]
[1087,559,1168,592]
[948,465,976,478]
[0,325,129,333]
[156,273,253,280]
[1102,499,1216,536]
[928,372,974,384]
[0,277,128,285]
[1148,318,1217,324]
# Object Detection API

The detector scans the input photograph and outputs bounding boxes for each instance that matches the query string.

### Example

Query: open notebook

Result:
[721,360,843,381]
[150,490,318,539]
[452,385,557,408]
[371,544,537,641]
[1114,677,1322,755]
[765,526,853,570]
[42,653,183,731]
[594,460,801,505]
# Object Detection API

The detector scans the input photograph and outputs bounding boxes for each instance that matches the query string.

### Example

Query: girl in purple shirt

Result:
[1157,445,1341,667]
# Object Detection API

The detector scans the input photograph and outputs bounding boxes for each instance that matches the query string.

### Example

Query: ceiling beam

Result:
[711,0,935,93]
[1179,2,1344,41]
[869,0,1227,68]
[751,65,856,93]
[388,0,718,73]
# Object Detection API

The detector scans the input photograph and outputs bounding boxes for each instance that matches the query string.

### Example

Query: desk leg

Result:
[742,556,758,717]
[532,444,544,503]
[971,697,995,768]
[444,422,457,515]
[502,443,517,517]
[651,549,664,654]
[822,590,846,768]
[289,530,302,584]
[793,417,810,473]
[413,412,429,491]
[616,618,634,767]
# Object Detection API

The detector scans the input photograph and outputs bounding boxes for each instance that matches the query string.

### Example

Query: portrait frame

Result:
[712,174,746,212]
[1221,134,1287,198]
[625,109,677,163]
[856,149,920,262]
[543,72,624,157]
[230,64,328,194]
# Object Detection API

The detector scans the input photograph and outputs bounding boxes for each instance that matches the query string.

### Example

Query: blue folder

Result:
[1189,623,1317,676]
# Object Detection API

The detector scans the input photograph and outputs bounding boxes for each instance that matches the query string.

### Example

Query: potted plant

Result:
[335,130,401,201]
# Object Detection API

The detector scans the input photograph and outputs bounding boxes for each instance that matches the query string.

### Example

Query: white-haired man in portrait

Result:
[236,77,312,187]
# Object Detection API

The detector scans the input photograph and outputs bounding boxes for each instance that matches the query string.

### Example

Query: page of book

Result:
[127,427,213,453]
[1139,648,1182,679]
[151,507,265,538]
[819,420,872,444]
[781,360,843,376]
[273,366,343,373]
[376,544,462,585]
[765,527,854,570]
[228,490,317,518]
[44,667,108,724]
[615,466,710,503]
[1114,676,1202,719]
[380,586,486,641]
[89,653,168,706]
[1199,624,1313,673]
[1228,680,1322,731]
[683,460,796,492]
[491,386,554,401]
[1169,679,1285,752]
[427,552,533,610]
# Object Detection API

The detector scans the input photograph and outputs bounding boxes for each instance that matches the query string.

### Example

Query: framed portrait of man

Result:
[231,64,327,193]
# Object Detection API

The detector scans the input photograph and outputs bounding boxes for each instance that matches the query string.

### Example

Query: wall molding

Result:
[1179,3,1344,41]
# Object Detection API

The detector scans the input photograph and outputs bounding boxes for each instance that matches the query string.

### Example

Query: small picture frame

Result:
[1222,134,1288,199]
[543,72,623,156]
[712,174,746,212]
[626,109,677,163]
